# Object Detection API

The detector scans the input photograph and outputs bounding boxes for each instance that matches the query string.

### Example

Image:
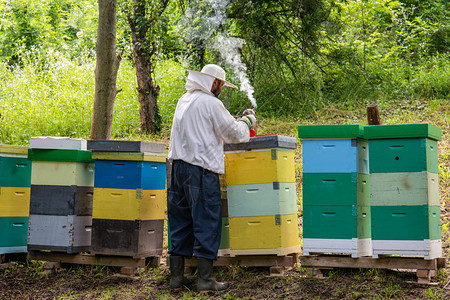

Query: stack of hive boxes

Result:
[224,135,300,256]
[88,141,166,258]
[365,124,442,259]
[0,145,31,254]
[299,125,372,258]
[27,137,94,253]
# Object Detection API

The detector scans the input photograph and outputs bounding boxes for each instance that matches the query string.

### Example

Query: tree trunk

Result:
[129,0,161,135]
[90,0,121,140]
[132,37,160,134]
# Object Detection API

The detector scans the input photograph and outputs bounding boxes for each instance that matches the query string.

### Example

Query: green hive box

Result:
[371,205,441,241]
[364,124,441,141]
[303,205,371,240]
[0,156,32,187]
[302,205,371,257]
[28,149,93,163]
[0,217,29,253]
[303,173,370,207]
[298,124,364,139]
[368,138,438,173]
[371,205,442,259]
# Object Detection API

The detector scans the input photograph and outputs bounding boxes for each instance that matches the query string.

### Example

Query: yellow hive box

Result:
[93,188,166,220]
[92,152,167,162]
[0,186,30,217]
[229,214,300,254]
[0,145,29,155]
[225,149,295,185]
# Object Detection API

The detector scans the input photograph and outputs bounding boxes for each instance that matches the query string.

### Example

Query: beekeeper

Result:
[167,64,256,292]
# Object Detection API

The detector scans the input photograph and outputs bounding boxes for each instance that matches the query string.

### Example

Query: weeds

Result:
[423,287,443,299]
[381,282,401,298]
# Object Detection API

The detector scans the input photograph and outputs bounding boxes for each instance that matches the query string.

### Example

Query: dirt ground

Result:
[0,251,449,299]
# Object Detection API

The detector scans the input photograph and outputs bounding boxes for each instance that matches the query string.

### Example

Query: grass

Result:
[0,57,186,145]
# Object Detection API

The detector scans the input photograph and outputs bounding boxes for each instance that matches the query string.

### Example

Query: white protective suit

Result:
[168,70,250,174]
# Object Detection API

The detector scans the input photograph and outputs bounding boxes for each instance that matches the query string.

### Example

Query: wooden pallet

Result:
[27,251,161,275]
[301,254,447,284]
[184,253,300,276]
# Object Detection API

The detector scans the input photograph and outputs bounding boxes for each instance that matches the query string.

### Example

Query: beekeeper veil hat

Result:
[185,64,238,94]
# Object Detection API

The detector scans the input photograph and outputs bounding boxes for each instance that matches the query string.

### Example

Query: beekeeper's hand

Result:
[242,108,256,117]
[239,114,256,130]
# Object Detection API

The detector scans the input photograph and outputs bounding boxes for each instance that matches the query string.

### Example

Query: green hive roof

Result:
[28,149,94,162]
[363,123,441,140]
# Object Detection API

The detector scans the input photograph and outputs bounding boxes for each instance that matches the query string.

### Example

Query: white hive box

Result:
[30,137,87,150]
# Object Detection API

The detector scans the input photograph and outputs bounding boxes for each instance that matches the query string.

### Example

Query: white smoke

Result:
[178,0,257,108]
[212,34,257,108]
[180,0,230,41]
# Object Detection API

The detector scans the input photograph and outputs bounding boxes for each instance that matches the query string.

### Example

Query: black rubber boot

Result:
[197,257,229,292]
[169,255,193,290]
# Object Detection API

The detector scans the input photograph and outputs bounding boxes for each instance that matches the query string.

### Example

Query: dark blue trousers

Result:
[168,160,222,260]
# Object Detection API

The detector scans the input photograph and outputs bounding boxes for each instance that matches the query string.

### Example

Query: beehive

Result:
[92,188,165,220]
[302,139,369,174]
[93,160,166,190]
[27,138,94,253]
[0,145,31,254]
[224,135,300,256]
[29,185,93,216]
[225,149,296,185]
[89,140,166,258]
[227,182,297,217]
[30,136,87,150]
[0,217,29,253]
[91,219,163,258]
[299,125,372,257]
[28,215,92,253]
[365,124,442,259]
[302,173,370,207]
[29,149,94,187]
[368,138,438,173]
[228,214,299,255]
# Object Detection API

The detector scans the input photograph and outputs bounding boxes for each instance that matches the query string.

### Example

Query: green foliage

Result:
[317,0,450,104]
[429,26,450,54]
[154,59,186,123]
[225,0,335,116]
[0,0,97,65]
